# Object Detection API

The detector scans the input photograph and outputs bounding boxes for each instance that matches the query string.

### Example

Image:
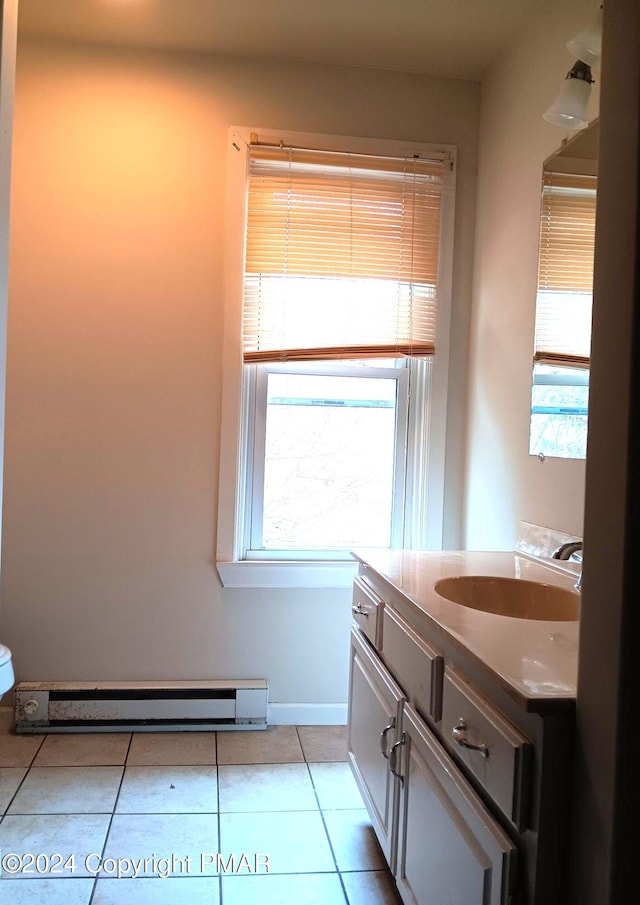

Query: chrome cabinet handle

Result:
[389,732,406,779]
[352,604,369,618]
[379,718,395,759]
[452,718,489,758]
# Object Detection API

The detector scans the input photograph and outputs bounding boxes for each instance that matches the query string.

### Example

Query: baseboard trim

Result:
[267,703,347,725]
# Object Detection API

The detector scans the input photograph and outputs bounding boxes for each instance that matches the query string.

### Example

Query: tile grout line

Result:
[303,753,351,905]
[0,767,30,821]
[216,730,223,905]
[86,731,133,905]
[2,809,222,816]
[0,727,47,822]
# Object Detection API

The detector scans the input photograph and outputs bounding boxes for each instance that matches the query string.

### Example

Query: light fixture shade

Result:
[566,6,603,68]
[543,61,593,130]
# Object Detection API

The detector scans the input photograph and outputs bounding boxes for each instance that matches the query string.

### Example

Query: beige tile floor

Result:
[0,716,402,904]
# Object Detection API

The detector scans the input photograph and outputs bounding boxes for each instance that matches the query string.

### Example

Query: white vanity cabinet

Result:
[349,625,518,905]
[347,560,575,905]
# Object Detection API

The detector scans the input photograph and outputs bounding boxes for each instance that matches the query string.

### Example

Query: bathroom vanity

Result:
[347,549,579,905]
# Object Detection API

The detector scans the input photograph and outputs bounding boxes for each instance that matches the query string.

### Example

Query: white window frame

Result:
[217,127,456,588]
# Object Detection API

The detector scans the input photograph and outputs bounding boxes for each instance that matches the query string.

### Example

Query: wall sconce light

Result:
[566,4,603,67]
[543,60,594,130]
[543,3,602,130]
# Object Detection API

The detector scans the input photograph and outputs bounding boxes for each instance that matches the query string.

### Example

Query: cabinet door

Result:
[396,704,518,905]
[348,626,405,871]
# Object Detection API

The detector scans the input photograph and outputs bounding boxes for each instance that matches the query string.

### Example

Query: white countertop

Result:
[352,549,580,704]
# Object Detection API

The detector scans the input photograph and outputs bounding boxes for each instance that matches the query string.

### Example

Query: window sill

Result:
[217,559,359,589]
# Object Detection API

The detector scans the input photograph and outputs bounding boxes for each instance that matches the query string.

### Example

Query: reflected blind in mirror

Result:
[243,145,445,362]
[534,172,597,367]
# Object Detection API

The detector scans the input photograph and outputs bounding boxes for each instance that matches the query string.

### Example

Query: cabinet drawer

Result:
[442,666,532,831]
[352,577,383,648]
[381,606,443,723]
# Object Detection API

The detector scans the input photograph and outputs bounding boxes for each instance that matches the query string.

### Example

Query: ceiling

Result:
[17,0,542,81]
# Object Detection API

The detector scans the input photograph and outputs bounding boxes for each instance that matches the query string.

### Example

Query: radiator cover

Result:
[14,680,268,733]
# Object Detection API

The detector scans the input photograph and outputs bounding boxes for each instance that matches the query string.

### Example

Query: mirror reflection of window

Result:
[529,120,598,460]
[530,364,589,459]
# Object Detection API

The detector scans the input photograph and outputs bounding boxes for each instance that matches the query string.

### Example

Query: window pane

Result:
[534,290,592,360]
[244,275,437,357]
[262,372,398,548]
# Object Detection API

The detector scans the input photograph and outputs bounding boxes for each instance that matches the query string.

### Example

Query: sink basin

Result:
[434,575,579,621]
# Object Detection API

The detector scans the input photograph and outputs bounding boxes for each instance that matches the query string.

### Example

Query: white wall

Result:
[0,38,479,713]
[465,0,599,550]
[0,0,17,574]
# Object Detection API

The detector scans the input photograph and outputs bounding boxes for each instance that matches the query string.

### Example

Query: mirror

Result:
[529,119,598,460]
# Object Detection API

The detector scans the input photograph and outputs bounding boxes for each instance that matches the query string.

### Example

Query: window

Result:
[217,129,456,586]
[529,171,596,460]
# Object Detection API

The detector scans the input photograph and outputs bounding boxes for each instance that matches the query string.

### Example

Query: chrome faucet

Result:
[552,541,582,592]
[552,541,582,560]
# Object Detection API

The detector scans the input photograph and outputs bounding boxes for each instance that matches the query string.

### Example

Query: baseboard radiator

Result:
[13,680,268,734]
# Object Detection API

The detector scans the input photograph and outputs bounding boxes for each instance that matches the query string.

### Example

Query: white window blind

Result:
[534,172,597,368]
[243,144,446,363]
